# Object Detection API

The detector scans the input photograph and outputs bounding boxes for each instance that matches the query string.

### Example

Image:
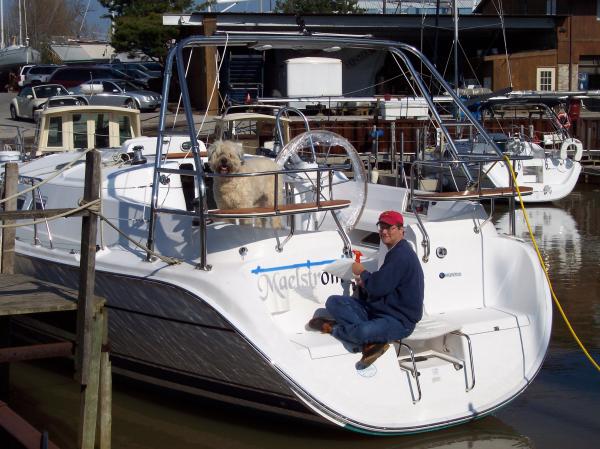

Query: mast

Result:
[433,0,440,68]
[18,0,22,46]
[453,0,459,93]
[1,0,4,49]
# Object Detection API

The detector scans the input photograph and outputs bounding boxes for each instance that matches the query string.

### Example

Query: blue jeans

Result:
[325,295,414,346]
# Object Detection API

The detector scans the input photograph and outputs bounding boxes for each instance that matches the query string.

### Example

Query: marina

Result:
[0,2,599,448]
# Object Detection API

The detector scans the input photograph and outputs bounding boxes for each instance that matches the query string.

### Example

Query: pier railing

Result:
[0,153,112,449]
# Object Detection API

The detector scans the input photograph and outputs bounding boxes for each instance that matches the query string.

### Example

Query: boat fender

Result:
[559,138,583,162]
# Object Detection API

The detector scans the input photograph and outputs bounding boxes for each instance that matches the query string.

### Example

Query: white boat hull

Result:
[485,157,581,203]
[0,45,40,70]
[12,157,552,433]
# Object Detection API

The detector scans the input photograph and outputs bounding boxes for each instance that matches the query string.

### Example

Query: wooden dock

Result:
[0,152,112,449]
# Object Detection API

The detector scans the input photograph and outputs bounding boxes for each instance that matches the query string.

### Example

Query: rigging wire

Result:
[79,0,92,36]
[491,0,513,88]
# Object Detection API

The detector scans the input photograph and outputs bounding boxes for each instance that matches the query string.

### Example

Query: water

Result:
[8,185,600,449]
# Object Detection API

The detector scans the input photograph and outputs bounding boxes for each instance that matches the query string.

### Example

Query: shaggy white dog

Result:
[208,140,283,228]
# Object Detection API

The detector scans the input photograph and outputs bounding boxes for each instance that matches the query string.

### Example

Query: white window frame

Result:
[536,67,556,91]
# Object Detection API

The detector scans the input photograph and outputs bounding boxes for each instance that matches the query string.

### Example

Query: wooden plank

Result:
[0,273,80,316]
[0,208,88,221]
[208,199,351,218]
[0,342,73,363]
[0,401,60,449]
[1,163,18,275]
[0,317,8,402]
[76,150,101,386]
[78,307,103,449]
[98,309,112,449]
[413,186,534,200]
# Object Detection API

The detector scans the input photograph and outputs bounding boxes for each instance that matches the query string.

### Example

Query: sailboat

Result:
[0,0,40,71]
[11,32,552,433]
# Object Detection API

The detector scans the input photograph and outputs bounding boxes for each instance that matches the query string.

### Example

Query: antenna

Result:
[79,0,92,37]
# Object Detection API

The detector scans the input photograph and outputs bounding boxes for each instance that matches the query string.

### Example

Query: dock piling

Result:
[0,150,112,449]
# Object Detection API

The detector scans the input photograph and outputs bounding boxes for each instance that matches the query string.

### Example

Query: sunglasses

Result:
[377,223,400,231]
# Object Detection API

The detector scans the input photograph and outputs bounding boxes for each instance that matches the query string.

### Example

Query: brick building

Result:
[476,0,600,91]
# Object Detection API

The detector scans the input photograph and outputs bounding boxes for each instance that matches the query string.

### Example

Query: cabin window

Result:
[597,0,600,20]
[536,68,555,91]
[95,114,110,148]
[16,195,27,210]
[117,115,132,144]
[546,0,556,15]
[73,113,89,149]
[47,116,63,147]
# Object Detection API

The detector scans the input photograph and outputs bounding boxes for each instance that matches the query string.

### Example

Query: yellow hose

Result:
[503,155,600,371]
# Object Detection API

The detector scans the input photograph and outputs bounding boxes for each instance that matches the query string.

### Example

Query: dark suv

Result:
[47,66,145,88]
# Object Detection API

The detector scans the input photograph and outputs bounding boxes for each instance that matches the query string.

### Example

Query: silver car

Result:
[23,64,64,86]
[10,84,85,120]
[70,79,162,111]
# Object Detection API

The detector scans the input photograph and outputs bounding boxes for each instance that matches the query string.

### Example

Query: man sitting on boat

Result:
[309,211,424,367]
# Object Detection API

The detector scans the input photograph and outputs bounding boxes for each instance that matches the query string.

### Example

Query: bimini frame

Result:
[146,33,506,270]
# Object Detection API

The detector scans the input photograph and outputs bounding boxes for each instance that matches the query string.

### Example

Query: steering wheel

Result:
[275,130,367,234]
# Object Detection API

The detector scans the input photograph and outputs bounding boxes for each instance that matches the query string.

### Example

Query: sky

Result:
[89,0,111,38]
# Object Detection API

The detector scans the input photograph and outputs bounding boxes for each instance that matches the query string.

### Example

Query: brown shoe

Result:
[307,317,336,333]
[360,343,390,367]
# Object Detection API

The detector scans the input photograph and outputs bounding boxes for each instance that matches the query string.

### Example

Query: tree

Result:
[99,0,196,61]
[273,0,365,14]
[5,0,100,51]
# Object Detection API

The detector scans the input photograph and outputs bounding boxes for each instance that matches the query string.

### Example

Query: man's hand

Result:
[352,262,365,276]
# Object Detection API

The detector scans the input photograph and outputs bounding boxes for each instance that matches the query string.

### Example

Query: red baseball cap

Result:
[377,210,404,227]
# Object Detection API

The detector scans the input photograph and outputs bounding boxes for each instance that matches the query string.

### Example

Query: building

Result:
[476,0,600,91]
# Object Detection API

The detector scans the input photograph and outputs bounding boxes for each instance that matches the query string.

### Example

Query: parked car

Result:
[138,61,163,73]
[111,62,161,78]
[101,64,154,88]
[22,64,64,86]
[70,79,162,111]
[10,84,85,120]
[33,94,89,123]
[17,64,35,87]
[47,66,146,89]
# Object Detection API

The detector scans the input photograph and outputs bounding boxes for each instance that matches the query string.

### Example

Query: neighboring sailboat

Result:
[0,0,40,71]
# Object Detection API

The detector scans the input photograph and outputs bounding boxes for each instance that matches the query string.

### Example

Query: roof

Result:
[40,104,140,116]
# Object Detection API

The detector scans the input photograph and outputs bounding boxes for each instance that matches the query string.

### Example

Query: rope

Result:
[503,155,600,372]
[0,197,181,265]
[0,199,101,229]
[0,148,94,205]
[94,212,181,266]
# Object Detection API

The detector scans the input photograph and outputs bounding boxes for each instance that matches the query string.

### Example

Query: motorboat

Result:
[9,33,552,434]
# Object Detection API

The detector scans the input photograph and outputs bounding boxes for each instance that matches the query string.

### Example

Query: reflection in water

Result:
[11,360,533,449]
[9,186,600,449]
[494,206,582,275]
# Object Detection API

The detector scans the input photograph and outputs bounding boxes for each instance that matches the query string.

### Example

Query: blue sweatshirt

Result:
[359,239,424,327]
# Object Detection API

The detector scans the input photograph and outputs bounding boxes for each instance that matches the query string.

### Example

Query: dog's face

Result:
[208,140,244,174]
